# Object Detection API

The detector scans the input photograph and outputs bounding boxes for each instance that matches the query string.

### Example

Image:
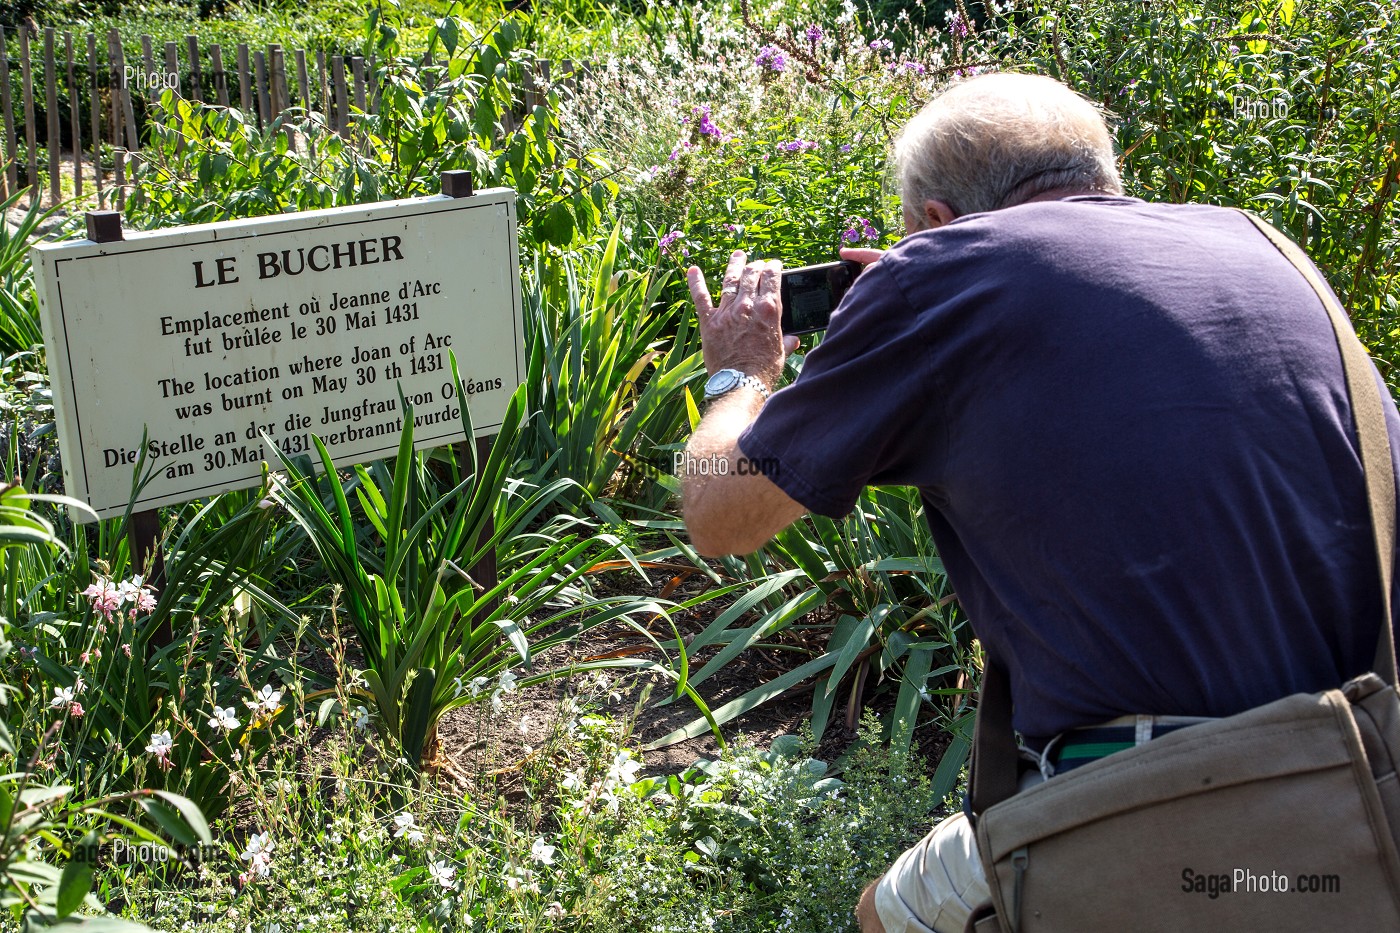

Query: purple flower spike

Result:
[659,230,684,253]
[806,24,823,44]
[756,45,787,72]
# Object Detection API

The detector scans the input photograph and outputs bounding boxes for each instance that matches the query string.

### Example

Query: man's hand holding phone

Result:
[686,246,885,388]
[687,250,799,387]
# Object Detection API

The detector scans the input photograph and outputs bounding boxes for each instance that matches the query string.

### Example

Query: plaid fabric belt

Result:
[1050,721,1201,774]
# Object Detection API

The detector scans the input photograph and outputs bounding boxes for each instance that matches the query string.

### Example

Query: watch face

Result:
[705,369,742,398]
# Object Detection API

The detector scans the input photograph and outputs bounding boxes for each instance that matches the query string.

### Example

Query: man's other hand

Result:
[687,250,800,385]
[840,246,885,267]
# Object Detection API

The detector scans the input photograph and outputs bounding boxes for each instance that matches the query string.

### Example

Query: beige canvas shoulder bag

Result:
[964,210,1400,933]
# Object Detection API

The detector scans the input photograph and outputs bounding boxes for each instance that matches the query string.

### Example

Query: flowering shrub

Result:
[556,0,996,273]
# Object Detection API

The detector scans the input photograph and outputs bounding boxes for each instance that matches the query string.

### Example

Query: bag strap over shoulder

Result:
[1240,210,1397,684]
[967,210,1399,819]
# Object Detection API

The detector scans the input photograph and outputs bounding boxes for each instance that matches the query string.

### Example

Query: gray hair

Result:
[894,72,1123,224]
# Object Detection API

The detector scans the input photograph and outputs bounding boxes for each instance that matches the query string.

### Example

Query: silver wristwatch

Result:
[704,368,770,401]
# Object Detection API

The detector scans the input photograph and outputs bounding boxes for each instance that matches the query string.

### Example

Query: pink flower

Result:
[82,576,122,621]
[69,702,84,718]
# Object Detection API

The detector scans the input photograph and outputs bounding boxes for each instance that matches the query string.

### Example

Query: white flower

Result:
[530,837,557,866]
[469,675,490,696]
[50,686,75,709]
[353,706,369,732]
[240,832,274,879]
[518,715,531,735]
[245,684,283,713]
[545,902,566,920]
[608,750,643,786]
[146,730,174,759]
[209,706,240,731]
[497,670,519,693]
[242,832,273,860]
[490,691,505,715]
[429,859,456,889]
[391,812,423,844]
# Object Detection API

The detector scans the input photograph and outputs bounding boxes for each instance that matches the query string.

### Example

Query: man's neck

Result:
[1021,186,1113,204]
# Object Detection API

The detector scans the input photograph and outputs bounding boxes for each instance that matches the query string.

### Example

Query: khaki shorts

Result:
[873,809,987,933]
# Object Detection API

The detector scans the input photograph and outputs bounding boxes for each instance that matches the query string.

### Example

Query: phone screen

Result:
[780,260,863,335]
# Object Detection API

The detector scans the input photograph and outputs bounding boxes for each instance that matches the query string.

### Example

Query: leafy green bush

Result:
[0,479,213,931]
[126,10,614,252]
[519,225,703,509]
[556,0,996,270]
[1003,0,1400,375]
[115,679,945,933]
[267,381,682,766]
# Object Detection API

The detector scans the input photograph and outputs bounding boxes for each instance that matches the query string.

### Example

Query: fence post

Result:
[84,210,169,644]
[0,26,18,198]
[43,28,59,207]
[253,49,269,129]
[210,43,229,107]
[105,30,123,152]
[440,170,498,596]
[19,25,37,204]
[185,35,202,103]
[65,31,81,198]
[87,32,101,206]
[236,43,253,115]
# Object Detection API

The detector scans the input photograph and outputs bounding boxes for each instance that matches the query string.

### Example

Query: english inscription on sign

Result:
[33,188,522,521]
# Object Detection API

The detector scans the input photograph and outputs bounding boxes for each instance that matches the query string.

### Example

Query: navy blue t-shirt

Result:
[739,195,1400,748]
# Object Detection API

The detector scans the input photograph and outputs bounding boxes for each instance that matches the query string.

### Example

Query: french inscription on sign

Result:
[32,188,522,521]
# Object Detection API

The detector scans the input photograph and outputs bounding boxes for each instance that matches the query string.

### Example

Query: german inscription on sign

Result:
[33,188,522,521]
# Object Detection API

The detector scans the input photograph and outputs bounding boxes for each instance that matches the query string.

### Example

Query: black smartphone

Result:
[780,259,863,335]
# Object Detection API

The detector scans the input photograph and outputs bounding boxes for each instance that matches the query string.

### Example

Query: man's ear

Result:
[923,199,959,228]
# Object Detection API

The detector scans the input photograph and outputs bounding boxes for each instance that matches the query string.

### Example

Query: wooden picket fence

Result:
[0,24,584,211]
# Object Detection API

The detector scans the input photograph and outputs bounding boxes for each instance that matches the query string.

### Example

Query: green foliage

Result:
[556,0,986,269]
[519,224,703,508]
[1006,0,1400,374]
[0,479,209,931]
[0,189,66,357]
[585,714,944,933]
[115,687,943,933]
[647,485,976,765]
[125,11,613,251]
[10,0,369,57]
[266,376,678,765]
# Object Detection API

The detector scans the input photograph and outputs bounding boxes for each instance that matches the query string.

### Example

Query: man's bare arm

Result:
[680,252,808,556]
[681,387,808,556]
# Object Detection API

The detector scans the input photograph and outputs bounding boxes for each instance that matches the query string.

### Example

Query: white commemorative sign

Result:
[32,187,522,520]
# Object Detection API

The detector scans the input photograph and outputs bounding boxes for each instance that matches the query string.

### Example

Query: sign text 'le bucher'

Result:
[33,188,523,520]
